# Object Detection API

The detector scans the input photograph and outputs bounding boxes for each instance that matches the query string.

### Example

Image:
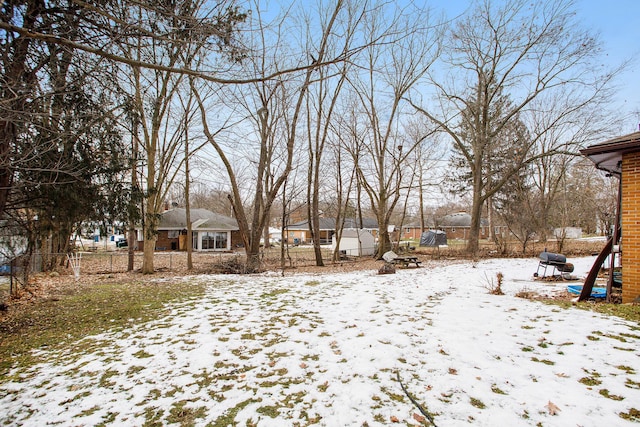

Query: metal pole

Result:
[606,177,623,302]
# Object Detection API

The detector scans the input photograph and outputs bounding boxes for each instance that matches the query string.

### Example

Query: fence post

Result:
[110,254,113,272]
[10,259,14,296]
[169,253,173,271]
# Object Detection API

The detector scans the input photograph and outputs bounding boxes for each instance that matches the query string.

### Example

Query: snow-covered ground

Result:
[1,256,639,426]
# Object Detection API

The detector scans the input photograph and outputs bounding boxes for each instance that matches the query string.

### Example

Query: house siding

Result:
[622,152,640,303]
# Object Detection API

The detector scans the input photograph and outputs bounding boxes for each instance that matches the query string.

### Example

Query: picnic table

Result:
[382,251,421,268]
[390,255,421,268]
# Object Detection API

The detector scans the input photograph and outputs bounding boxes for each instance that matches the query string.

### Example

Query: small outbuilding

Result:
[332,229,375,257]
[419,230,447,247]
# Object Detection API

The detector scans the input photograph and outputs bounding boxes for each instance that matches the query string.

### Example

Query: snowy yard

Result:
[1,256,639,426]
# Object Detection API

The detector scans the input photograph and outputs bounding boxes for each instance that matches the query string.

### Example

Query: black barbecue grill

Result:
[535,250,574,279]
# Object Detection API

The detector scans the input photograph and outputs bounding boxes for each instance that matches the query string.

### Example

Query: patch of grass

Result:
[213,398,260,426]
[60,391,91,405]
[620,332,640,340]
[592,331,629,343]
[470,397,486,409]
[579,376,602,386]
[302,353,320,362]
[625,378,640,389]
[95,411,118,426]
[141,406,164,426]
[256,405,280,418]
[599,389,625,400]
[166,400,207,425]
[381,386,405,403]
[543,300,640,323]
[531,357,555,365]
[99,369,119,388]
[0,279,208,379]
[258,380,279,388]
[619,408,640,422]
[126,365,145,376]
[260,289,288,298]
[193,369,216,388]
[76,405,101,418]
[491,385,507,395]
[616,365,636,374]
[613,346,635,351]
[133,350,153,359]
[164,386,184,398]
[373,413,386,422]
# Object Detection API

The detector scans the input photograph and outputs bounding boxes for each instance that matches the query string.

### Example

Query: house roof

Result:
[339,229,375,239]
[439,212,488,227]
[158,208,238,231]
[403,221,436,229]
[580,131,640,176]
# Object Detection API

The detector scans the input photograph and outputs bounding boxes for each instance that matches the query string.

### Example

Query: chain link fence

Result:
[0,247,348,299]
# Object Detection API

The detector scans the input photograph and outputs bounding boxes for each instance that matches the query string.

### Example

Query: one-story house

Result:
[581,131,640,303]
[285,218,379,245]
[437,212,492,240]
[138,208,240,252]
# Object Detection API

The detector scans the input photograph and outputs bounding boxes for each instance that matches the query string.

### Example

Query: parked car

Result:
[116,237,128,248]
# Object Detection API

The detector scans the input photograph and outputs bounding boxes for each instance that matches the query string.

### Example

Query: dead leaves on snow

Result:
[545,400,561,415]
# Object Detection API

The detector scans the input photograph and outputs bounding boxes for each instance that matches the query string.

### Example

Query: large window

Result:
[201,231,228,250]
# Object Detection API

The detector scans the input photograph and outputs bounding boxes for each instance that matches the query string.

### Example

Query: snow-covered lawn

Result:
[1,256,639,426]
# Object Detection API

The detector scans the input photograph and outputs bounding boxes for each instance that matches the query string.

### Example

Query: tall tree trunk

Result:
[185,117,193,270]
[128,127,139,271]
[142,192,158,274]
[467,190,483,257]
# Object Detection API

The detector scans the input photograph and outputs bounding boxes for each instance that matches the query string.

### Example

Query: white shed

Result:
[332,229,375,257]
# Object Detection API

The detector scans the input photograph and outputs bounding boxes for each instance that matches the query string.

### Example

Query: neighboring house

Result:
[332,229,376,257]
[437,212,491,240]
[554,227,582,240]
[400,222,436,240]
[581,131,640,303]
[285,218,379,245]
[138,208,240,252]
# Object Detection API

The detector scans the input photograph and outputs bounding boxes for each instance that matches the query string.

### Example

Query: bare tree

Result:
[304,1,362,266]
[328,106,359,261]
[411,0,620,256]
[346,3,442,258]
[112,0,246,273]
[194,0,349,272]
